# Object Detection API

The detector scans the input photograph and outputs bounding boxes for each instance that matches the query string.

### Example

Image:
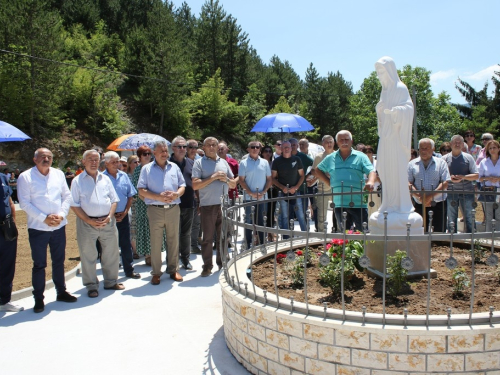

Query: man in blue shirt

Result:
[104,151,140,279]
[239,141,272,248]
[316,130,376,231]
[138,141,186,285]
[0,171,23,312]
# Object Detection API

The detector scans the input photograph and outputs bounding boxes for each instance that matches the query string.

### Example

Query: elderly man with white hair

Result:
[442,135,478,233]
[138,140,186,285]
[71,150,123,298]
[408,138,450,232]
[103,151,140,279]
[315,130,376,232]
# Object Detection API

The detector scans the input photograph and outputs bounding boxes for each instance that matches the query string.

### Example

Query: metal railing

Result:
[218,184,500,327]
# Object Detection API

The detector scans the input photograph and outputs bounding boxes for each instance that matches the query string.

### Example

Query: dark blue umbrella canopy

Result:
[250,113,314,133]
[0,121,31,142]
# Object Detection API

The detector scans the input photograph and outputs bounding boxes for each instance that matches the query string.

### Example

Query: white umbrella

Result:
[118,133,170,150]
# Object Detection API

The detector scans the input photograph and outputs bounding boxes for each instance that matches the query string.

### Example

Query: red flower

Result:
[326,243,332,250]
[332,253,338,258]
[276,253,287,264]
[296,250,303,256]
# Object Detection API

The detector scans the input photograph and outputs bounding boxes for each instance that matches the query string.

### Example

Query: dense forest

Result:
[0,0,499,165]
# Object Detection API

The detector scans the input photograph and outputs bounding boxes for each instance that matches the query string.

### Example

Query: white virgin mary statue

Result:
[369,56,423,234]
[375,56,414,213]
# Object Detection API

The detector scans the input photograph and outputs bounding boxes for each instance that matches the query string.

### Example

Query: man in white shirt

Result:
[71,150,123,298]
[18,148,77,313]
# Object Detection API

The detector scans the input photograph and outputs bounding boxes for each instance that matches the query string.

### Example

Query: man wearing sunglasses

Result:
[239,141,272,248]
[169,136,195,270]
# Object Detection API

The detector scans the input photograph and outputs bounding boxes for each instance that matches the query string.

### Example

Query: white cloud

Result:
[430,69,458,84]
[462,65,499,82]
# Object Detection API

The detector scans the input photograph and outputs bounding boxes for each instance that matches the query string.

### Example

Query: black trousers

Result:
[414,200,447,232]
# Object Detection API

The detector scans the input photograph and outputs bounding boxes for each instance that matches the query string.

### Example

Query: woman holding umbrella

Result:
[131,146,166,265]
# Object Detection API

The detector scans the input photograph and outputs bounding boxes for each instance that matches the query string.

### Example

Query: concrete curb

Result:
[11,263,81,302]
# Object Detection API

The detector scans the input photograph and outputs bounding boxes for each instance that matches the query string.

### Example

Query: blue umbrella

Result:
[0,121,31,142]
[118,133,170,150]
[250,113,314,134]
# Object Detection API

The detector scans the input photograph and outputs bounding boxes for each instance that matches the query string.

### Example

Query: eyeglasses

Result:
[187,146,197,149]
[464,135,475,138]
[275,143,282,146]
[174,145,187,149]
[262,149,272,153]
[482,138,492,141]
[250,145,261,149]
[141,153,151,156]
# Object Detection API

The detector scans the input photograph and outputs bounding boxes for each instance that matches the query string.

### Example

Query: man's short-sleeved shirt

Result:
[137,160,186,206]
[442,152,478,192]
[408,156,450,203]
[192,156,234,206]
[317,149,373,208]
[71,171,119,217]
[103,169,137,213]
[271,155,303,192]
[239,156,271,201]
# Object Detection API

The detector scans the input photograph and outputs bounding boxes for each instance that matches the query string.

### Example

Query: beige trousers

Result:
[76,217,119,290]
[147,205,180,276]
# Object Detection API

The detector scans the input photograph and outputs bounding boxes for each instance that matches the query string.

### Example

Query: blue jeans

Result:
[28,226,67,300]
[278,194,307,239]
[334,207,368,232]
[0,229,17,305]
[244,201,266,248]
[447,193,475,233]
[116,214,134,276]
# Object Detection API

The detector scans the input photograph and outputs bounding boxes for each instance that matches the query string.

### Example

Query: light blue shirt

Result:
[238,156,271,201]
[17,167,72,231]
[103,169,137,213]
[70,170,119,217]
[137,160,186,205]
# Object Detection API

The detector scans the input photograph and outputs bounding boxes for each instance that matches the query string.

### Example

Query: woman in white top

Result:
[478,140,500,231]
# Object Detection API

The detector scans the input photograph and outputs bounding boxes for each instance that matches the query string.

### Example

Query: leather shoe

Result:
[181,260,193,270]
[126,272,141,279]
[169,272,183,282]
[34,299,44,313]
[151,275,161,285]
[56,291,77,302]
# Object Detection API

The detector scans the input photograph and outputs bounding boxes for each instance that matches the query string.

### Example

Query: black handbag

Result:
[478,184,496,203]
[0,214,18,241]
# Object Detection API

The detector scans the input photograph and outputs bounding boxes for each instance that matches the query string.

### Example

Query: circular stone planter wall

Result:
[220,242,500,374]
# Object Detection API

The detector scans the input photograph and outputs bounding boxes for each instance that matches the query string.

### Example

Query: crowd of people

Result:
[0,129,496,314]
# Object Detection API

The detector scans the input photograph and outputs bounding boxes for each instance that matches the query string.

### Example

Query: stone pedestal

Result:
[366,210,436,278]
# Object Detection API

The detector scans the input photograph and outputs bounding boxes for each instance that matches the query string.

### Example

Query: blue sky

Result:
[171,0,499,104]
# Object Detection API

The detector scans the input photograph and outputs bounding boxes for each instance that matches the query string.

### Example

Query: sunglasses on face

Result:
[482,138,492,141]
[174,145,187,149]
[465,135,474,138]
[262,149,272,153]
[187,146,197,149]
[275,143,281,146]
[250,145,261,149]
[141,153,151,156]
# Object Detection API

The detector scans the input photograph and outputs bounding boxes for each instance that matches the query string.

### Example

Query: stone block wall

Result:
[221,282,500,374]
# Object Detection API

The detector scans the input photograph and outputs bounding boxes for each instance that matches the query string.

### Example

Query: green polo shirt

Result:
[317,149,373,208]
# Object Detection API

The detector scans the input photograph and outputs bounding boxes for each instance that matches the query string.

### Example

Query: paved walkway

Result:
[0,206,251,375]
